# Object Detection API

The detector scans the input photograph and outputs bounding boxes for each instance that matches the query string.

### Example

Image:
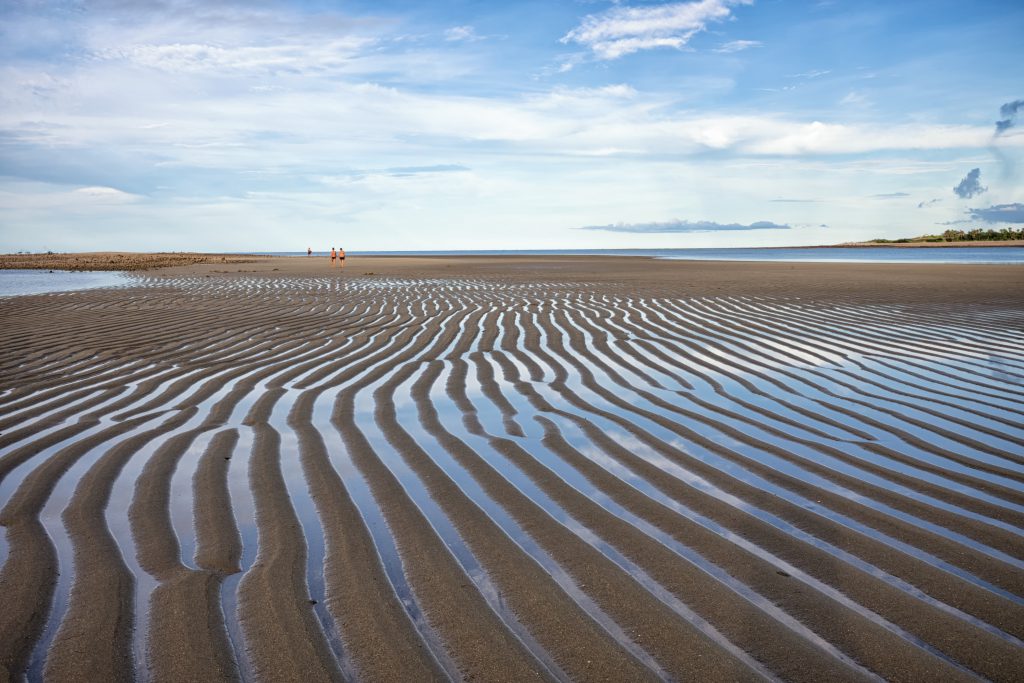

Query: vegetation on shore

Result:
[867,228,1024,244]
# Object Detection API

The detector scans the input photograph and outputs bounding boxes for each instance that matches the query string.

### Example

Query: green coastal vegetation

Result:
[867,227,1024,244]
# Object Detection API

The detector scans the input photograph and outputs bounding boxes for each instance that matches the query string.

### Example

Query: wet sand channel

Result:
[1,255,1022,682]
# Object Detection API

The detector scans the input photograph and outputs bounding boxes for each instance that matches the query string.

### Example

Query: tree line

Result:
[869,227,1023,243]
[939,227,1024,241]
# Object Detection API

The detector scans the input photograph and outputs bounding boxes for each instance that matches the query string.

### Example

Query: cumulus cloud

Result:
[967,203,1024,224]
[714,39,762,53]
[561,0,752,60]
[579,219,789,233]
[917,198,941,208]
[952,167,987,199]
[995,100,1024,136]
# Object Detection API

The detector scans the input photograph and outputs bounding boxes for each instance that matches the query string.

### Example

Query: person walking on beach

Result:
[339,247,346,269]
[330,247,337,266]
[307,246,312,257]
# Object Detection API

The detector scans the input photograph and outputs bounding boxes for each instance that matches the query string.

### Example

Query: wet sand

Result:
[1,255,1022,682]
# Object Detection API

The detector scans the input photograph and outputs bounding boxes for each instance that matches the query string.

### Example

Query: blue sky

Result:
[1,0,1022,251]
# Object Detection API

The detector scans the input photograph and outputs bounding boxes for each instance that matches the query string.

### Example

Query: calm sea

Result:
[274,247,1024,264]
[0,270,125,298]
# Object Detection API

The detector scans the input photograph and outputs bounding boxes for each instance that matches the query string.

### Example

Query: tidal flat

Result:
[1,255,1022,682]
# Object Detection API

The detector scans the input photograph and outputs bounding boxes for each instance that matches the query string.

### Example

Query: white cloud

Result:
[91,37,376,74]
[562,0,752,60]
[72,186,140,202]
[0,183,142,211]
[444,25,479,42]
[530,84,638,111]
[787,69,831,79]
[714,39,762,53]
[839,91,868,107]
[0,67,1010,173]
[733,120,991,155]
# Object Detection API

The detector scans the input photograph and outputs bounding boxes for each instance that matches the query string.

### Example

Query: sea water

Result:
[0,270,126,297]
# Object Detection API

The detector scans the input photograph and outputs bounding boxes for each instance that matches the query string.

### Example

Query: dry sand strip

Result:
[0,256,1022,682]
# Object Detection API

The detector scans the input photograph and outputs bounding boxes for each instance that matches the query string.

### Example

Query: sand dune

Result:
[1,260,1022,682]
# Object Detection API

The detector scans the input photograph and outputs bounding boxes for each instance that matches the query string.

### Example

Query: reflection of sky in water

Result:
[987,354,1022,383]
[431,359,729,675]
[452,337,1024,655]
[509,297,1024,566]
[0,269,126,296]
[5,284,1024,680]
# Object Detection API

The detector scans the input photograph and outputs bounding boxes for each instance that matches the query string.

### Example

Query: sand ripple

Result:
[1,275,1022,682]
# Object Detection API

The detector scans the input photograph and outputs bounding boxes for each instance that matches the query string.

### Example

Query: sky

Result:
[0,0,1022,252]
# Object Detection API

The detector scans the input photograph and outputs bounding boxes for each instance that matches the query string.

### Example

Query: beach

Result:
[1,255,1022,682]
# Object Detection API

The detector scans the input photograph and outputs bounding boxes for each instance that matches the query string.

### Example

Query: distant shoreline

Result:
[818,240,1024,249]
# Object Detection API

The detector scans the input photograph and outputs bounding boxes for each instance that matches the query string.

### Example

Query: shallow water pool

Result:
[0,269,126,297]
